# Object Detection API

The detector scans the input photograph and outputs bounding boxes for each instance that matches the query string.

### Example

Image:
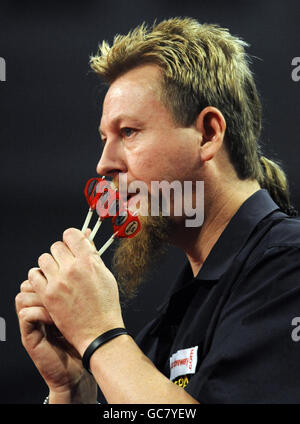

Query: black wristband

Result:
[82,328,130,373]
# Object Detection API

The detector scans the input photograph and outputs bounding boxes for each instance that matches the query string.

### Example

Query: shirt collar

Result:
[195,189,280,281]
[156,189,280,313]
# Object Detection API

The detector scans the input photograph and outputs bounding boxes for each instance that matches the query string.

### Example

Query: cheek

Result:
[127,149,167,181]
[126,132,199,183]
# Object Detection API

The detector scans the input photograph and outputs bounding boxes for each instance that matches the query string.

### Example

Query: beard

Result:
[111,212,174,300]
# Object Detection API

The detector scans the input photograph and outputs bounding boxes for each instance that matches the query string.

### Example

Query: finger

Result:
[38,253,58,280]
[50,241,74,266]
[63,227,97,258]
[20,280,34,293]
[84,228,96,249]
[84,228,92,238]
[15,292,44,315]
[28,267,48,296]
[18,306,54,337]
[45,325,81,359]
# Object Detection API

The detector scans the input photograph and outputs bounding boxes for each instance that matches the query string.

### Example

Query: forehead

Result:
[100,65,168,128]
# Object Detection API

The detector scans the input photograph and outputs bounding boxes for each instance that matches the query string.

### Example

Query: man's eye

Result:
[121,128,135,138]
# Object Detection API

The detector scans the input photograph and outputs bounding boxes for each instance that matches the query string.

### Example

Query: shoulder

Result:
[266,215,300,249]
[228,214,300,302]
[240,214,300,274]
[246,215,300,275]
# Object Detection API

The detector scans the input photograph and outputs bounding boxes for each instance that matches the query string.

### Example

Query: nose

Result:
[96,139,127,178]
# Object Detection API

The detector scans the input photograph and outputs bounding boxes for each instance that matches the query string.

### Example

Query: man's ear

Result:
[195,106,226,162]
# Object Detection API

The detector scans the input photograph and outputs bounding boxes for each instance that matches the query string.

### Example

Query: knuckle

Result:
[82,252,94,265]
[18,307,27,319]
[38,253,47,263]
[15,292,23,307]
[50,241,62,251]
[20,280,30,291]
[63,227,83,242]
[65,263,78,279]
[44,284,58,301]
[20,281,26,290]
[63,228,75,239]
[44,291,56,306]
[38,253,50,267]
[28,267,38,280]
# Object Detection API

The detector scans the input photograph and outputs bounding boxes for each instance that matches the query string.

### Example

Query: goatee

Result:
[111,213,174,299]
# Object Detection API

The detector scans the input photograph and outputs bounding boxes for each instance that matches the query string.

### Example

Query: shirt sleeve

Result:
[184,245,300,403]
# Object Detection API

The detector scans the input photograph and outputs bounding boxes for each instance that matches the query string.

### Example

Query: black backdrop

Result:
[0,0,299,403]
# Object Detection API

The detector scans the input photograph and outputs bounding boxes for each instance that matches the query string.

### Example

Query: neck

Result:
[170,179,261,277]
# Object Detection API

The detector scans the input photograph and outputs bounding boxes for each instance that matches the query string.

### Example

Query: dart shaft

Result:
[89,218,103,241]
[98,232,118,256]
[81,208,93,234]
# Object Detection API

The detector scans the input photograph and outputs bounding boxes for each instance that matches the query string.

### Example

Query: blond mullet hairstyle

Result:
[90,17,297,215]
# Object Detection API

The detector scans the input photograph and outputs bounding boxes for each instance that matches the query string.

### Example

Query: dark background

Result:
[0,0,299,403]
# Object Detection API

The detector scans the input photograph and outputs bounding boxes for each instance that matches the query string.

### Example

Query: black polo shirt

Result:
[135,189,300,403]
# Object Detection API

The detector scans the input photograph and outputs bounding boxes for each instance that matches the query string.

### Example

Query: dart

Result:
[81,177,142,255]
[81,177,102,234]
[98,231,119,256]
[89,186,124,242]
[81,176,110,234]
[112,209,141,238]
[98,209,141,256]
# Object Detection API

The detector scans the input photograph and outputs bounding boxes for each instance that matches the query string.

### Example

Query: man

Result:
[15,17,300,403]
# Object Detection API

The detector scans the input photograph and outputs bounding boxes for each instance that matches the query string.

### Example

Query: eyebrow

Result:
[98,114,144,138]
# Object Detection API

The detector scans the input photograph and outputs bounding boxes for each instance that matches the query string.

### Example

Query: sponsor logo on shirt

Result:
[169,346,198,382]
[173,375,190,388]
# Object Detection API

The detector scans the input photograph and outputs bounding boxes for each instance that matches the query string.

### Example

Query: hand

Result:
[29,228,125,356]
[15,279,97,403]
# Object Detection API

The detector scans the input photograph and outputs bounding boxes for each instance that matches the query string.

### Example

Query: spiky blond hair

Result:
[90,17,296,215]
